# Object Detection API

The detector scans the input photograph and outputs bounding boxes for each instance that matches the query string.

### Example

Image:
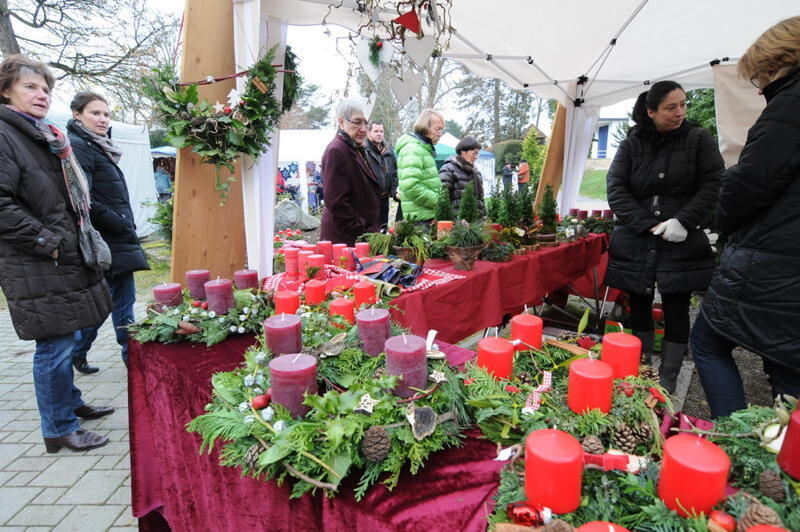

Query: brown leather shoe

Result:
[74,404,115,420]
[44,429,109,453]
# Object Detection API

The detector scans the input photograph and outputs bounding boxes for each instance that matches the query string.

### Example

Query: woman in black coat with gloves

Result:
[68,92,149,372]
[605,80,723,394]
[691,16,800,418]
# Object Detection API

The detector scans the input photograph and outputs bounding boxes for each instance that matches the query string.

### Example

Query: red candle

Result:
[353,280,376,308]
[329,297,355,324]
[569,208,579,216]
[185,269,210,299]
[233,269,259,290]
[263,314,302,355]
[307,254,326,280]
[354,242,371,258]
[778,408,800,479]
[284,247,299,275]
[525,429,583,514]
[273,290,300,315]
[578,209,589,221]
[342,247,357,270]
[204,278,234,315]
[591,209,603,218]
[385,334,427,398]
[658,434,730,516]
[745,527,788,532]
[601,332,640,379]
[332,243,347,267]
[303,280,326,306]
[269,354,318,417]
[652,307,664,321]
[297,250,313,282]
[510,313,543,351]
[577,523,630,532]
[602,209,613,219]
[476,337,514,380]
[153,282,182,309]
[567,358,614,414]
[301,244,316,253]
[316,240,333,264]
[356,308,391,356]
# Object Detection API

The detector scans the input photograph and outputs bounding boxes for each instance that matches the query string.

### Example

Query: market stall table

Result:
[129,336,504,531]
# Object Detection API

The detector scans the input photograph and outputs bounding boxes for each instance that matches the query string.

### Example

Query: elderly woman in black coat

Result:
[0,55,113,452]
[691,16,800,418]
[68,91,149,373]
[439,135,485,216]
[605,80,723,394]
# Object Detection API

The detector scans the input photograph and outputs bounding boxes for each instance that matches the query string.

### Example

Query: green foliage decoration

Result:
[521,131,547,193]
[358,220,432,264]
[538,184,558,233]
[440,221,487,248]
[485,195,500,223]
[434,186,454,222]
[457,182,481,223]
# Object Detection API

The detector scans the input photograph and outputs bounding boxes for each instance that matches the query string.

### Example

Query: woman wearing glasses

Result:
[691,16,800,417]
[396,109,445,226]
[319,98,381,246]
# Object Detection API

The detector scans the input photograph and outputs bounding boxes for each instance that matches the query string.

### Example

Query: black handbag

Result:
[78,222,112,271]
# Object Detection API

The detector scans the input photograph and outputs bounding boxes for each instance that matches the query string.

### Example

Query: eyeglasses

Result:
[344,117,369,129]
[749,76,764,89]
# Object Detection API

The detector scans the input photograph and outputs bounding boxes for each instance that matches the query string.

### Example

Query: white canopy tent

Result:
[233,0,797,273]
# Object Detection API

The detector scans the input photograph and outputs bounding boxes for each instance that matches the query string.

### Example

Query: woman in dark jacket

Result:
[691,16,800,418]
[320,97,381,246]
[439,135,485,216]
[68,91,149,372]
[0,55,113,452]
[605,80,723,393]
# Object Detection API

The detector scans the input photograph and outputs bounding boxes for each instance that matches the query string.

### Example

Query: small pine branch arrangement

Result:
[457,182,481,223]
[496,196,512,227]
[442,221,487,248]
[538,184,558,233]
[503,187,520,225]
[434,186,454,222]
[517,185,534,225]
[485,195,500,222]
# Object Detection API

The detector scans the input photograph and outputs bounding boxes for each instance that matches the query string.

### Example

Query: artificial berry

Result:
[191,300,201,308]
[223,106,232,114]
[463,378,475,386]
[201,301,209,310]
[376,41,383,49]
[624,388,634,397]
[505,385,521,393]
[251,393,271,410]
[708,510,736,532]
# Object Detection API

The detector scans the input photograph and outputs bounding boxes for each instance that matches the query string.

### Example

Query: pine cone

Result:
[542,519,574,532]
[758,469,786,502]
[633,422,653,444]
[736,502,784,532]
[639,365,659,381]
[612,424,639,454]
[361,426,391,462]
[517,372,533,385]
[244,442,265,471]
[581,435,604,454]
[373,366,386,379]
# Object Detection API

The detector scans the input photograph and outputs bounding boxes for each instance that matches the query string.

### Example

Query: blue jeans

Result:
[691,312,800,418]
[34,333,84,438]
[73,272,136,364]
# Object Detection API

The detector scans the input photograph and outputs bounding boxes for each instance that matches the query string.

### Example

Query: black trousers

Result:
[379,197,390,228]
[628,291,691,343]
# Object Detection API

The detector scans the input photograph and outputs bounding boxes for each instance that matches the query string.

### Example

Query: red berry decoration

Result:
[376,41,383,49]
[201,301,209,310]
[251,394,271,410]
[624,387,635,397]
[505,385,521,393]
[708,510,736,532]
[191,300,201,308]
[223,106,232,114]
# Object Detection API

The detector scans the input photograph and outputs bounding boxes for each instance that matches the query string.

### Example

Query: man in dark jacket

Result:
[365,121,398,227]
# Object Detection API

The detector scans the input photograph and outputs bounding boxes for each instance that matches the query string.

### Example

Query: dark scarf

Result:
[414,132,434,147]
[337,128,367,154]
[68,118,123,164]
[6,105,91,224]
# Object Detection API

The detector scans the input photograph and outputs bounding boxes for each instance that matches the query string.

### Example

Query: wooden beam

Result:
[535,102,567,207]
[170,0,246,282]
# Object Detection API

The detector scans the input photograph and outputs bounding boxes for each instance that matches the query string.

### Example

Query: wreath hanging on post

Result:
[143,45,299,203]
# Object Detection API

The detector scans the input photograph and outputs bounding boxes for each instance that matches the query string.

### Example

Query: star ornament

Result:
[227,88,242,108]
[213,101,225,113]
[357,393,379,414]
[430,370,447,384]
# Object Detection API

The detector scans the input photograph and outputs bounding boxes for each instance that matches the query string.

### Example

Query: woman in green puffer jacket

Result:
[396,109,444,223]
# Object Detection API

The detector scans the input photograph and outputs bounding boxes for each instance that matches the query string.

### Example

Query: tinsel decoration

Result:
[758,469,786,502]
[361,426,391,462]
[735,502,784,532]
[581,435,604,455]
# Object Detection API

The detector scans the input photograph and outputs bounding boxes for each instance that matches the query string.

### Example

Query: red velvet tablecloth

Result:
[129,336,503,532]
[391,234,608,343]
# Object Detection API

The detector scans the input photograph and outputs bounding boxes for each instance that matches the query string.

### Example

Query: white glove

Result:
[704,228,719,245]
[652,218,688,243]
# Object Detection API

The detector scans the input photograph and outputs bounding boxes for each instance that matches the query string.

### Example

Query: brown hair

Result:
[70,91,108,113]
[738,16,800,87]
[0,54,55,104]
[412,109,444,137]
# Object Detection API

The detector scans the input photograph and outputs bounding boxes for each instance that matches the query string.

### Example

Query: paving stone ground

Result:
[0,304,145,532]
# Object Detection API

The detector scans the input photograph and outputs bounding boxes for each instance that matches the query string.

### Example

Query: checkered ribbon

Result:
[524,371,553,412]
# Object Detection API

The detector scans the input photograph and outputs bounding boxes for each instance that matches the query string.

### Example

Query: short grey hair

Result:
[335,97,367,120]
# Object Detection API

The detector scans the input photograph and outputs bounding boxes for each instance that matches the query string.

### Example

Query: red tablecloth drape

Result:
[391,234,607,342]
[128,336,503,532]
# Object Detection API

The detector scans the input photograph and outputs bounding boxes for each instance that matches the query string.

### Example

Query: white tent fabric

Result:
[712,64,766,168]
[47,108,159,238]
[561,105,601,214]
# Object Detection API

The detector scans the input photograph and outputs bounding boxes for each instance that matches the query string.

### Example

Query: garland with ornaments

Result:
[143,45,298,202]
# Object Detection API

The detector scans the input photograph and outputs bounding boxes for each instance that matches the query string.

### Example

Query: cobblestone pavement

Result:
[0,305,146,531]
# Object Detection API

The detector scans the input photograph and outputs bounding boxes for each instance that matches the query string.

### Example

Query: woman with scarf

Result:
[68,92,149,373]
[396,109,445,225]
[439,135,485,216]
[0,55,113,452]
[320,98,380,246]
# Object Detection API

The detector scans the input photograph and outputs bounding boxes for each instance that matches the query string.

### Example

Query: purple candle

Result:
[591,209,602,219]
[602,209,613,220]
[569,208,579,217]
[234,269,259,290]
[263,314,302,355]
[577,210,589,221]
[204,278,234,315]
[185,269,210,299]
[385,334,427,398]
[269,354,318,417]
[153,282,182,309]
[356,308,391,356]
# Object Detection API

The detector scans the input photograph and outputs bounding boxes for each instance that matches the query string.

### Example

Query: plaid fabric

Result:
[523,371,553,412]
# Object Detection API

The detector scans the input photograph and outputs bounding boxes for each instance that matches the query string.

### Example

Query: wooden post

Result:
[170,0,246,282]
[535,102,567,208]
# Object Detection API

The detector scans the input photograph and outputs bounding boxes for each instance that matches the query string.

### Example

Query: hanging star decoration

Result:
[430,370,447,384]
[356,393,379,414]
[212,101,225,114]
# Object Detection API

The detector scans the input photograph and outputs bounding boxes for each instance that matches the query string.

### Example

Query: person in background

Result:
[320,97,380,246]
[68,91,150,373]
[501,162,514,191]
[364,121,398,227]
[605,80,723,394]
[306,162,322,211]
[517,159,530,193]
[395,109,444,226]
[691,16,800,418]
[153,161,171,203]
[439,135,485,216]
[0,55,113,452]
